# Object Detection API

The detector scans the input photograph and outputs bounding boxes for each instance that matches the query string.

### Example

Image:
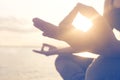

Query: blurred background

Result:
[1,0,118,80]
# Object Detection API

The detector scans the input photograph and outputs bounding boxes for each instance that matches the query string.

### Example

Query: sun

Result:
[72,12,93,32]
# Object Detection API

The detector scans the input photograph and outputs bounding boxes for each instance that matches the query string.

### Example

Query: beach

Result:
[0,47,62,80]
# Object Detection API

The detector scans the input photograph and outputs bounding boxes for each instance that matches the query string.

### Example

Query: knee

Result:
[55,55,86,80]
[55,55,69,72]
[55,55,77,75]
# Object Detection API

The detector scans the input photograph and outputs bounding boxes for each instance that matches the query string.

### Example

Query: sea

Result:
[0,47,62,80]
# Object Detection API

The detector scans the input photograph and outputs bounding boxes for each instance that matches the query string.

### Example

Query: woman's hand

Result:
[33,43,78,56]
[76,3,100,21]
[33,49,59,56]
[33,43,58,56]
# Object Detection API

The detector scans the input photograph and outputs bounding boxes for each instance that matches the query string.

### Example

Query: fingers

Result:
[32,17,60,39]
[41,43,57,51]
[32,49,42,53]
[76,3,100,20]
[32,17,39,22]
[32,49,49,56]
[33,44,57,56]
[32,18,47,31]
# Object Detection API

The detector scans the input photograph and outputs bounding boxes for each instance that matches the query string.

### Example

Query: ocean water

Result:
[0,47,62,80]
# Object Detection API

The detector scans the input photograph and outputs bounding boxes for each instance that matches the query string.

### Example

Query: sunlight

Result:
[72,13,93,32]
[74,52,99,58]
[71,0,105,58]
[113,29,120,40]
[0,0,105,59]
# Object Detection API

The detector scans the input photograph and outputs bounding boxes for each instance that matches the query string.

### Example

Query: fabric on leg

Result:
[86,56,120,80]
[55,54,93,80]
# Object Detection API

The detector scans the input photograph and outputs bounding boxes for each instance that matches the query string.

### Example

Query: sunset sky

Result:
[0,0,111,47]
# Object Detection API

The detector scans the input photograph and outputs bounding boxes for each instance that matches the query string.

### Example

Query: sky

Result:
[0,0,109,47]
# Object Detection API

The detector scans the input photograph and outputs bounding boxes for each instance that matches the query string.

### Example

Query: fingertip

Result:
[32,17,39,22]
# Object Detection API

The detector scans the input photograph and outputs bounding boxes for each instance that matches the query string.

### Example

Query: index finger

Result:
[33,49,47,55]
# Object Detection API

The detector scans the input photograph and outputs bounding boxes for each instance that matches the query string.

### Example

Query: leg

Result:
[55,54,93,80]
[85,56,120,80]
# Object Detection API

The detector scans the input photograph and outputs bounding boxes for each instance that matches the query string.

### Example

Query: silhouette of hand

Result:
[33,18,48,32]
[32,18,60,38]
[76,3,100,21]
[33,43,58,56]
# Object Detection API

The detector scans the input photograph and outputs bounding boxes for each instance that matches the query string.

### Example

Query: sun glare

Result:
[72,13,93,32]
[74,52,99,58]
[72,12,99,58]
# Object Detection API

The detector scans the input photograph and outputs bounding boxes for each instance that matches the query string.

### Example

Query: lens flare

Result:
[74,52,99,58]
[72,13,93,32]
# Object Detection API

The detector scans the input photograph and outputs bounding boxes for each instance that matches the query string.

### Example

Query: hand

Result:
[76,3,100,21]
[33,49,58,56]
[32,18,60,39]
[33,43,58,56]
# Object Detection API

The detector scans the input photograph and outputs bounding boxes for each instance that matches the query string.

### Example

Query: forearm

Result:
[56,47,79,55]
